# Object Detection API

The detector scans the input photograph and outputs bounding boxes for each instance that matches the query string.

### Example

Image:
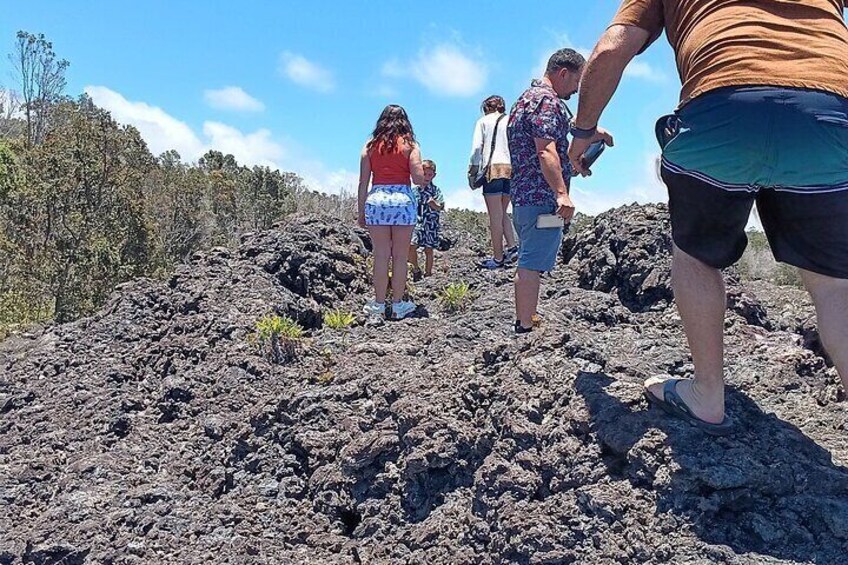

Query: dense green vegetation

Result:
[0,32,317,337]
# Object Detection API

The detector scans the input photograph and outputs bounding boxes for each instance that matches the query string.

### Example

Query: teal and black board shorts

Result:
[658,86,848,278]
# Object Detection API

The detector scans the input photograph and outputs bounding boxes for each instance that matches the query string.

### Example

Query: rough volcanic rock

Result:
[239,215,371,327]
[562,203,673,312]
[1,208,847,564]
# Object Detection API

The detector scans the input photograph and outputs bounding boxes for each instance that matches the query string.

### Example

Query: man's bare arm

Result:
[535,137,575,222]
[535,138,568,195]
[568,25,652,175]
[572,25,652,130]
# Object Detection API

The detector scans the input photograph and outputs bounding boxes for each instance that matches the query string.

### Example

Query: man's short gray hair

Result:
[545,48,586,74]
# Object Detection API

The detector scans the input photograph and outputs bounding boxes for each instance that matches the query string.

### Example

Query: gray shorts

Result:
[512,204,563,272]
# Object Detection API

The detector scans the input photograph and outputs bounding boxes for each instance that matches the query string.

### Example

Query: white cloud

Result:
[85,85,204,159]
[279,52,335,93]
[86,85,284,167]
[444,188,486,212]
[0,87,23,119]
[203,86,265,112]
[202,122,284,168]
[747,207,763,231]
[298,164,359,197]
[624,59,668,83]
[383,44,487,98]
[84,85,358,197]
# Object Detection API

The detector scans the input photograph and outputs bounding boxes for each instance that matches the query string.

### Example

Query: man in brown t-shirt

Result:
[568,0,848,435]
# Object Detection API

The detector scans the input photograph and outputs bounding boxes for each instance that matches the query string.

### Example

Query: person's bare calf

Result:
[408,244,421,276]
[424,248,435,276]
[645,246,726,424]
[514,267,540,329]
[800,268,848,390]
[485,194,506,262]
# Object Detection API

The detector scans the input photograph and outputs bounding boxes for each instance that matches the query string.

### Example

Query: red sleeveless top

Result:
[369,139,411,186]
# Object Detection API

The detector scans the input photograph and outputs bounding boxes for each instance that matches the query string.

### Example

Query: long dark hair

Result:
[367,104,416,154]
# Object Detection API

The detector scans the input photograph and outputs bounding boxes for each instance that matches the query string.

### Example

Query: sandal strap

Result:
[663,379,695,417]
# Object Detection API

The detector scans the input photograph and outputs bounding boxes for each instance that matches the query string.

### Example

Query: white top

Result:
[469,111,511,169]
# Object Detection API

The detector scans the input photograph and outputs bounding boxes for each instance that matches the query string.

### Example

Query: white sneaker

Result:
[363,300,386,317]
[391,300,417,320]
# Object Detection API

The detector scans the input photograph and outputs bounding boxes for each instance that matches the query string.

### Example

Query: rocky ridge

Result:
[1,205,847,564]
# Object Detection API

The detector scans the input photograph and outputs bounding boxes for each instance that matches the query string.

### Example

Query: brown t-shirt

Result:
[612,0,848,105]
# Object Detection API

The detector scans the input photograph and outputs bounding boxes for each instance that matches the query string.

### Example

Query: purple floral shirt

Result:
[507,80,572,207]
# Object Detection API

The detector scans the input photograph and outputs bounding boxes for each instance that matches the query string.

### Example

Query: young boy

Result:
[409,160,445,278]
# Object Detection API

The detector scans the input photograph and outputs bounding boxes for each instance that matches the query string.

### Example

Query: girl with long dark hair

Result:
[358,104,426,319]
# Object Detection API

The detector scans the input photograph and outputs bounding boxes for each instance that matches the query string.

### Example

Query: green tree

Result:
[145,150,212,265]
[199,150,240,245]
[5,97,156,321]
[0,140,50,334]
[1,30,318,335]
[9,31,69,147]
[239,166,304,230]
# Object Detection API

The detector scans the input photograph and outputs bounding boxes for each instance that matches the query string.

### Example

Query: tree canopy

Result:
[0,31,315,335]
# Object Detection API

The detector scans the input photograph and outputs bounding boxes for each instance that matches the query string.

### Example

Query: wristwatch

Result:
[571,125,597,139]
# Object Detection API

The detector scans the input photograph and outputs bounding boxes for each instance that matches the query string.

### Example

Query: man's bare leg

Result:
[646,245,726,423]
[515,267,540,329]
[800,268,848,389]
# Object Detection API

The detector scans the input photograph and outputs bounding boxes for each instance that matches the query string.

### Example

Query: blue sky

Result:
[0,0,681,214]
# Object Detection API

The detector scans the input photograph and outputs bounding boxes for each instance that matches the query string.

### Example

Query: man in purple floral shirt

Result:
[508,48,613,333]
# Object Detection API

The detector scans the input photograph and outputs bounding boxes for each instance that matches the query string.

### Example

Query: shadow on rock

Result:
[575,371,848,564]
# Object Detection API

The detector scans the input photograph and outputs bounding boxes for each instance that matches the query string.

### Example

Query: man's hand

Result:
[357,211,367,228]
[567,138,592,177]
[555,193,575,223]
[596,126,614,147]
[427,198,439,211]
[568,127,614,177]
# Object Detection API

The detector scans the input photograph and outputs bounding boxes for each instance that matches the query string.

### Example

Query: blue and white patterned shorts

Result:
[365,184,417,226]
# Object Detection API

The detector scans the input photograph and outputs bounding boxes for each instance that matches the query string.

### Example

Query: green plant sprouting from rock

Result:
[323,309,356,330]
[438,281,472,313]
[255,314,304,363]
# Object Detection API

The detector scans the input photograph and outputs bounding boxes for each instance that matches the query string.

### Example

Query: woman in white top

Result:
[469,95,518,269]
